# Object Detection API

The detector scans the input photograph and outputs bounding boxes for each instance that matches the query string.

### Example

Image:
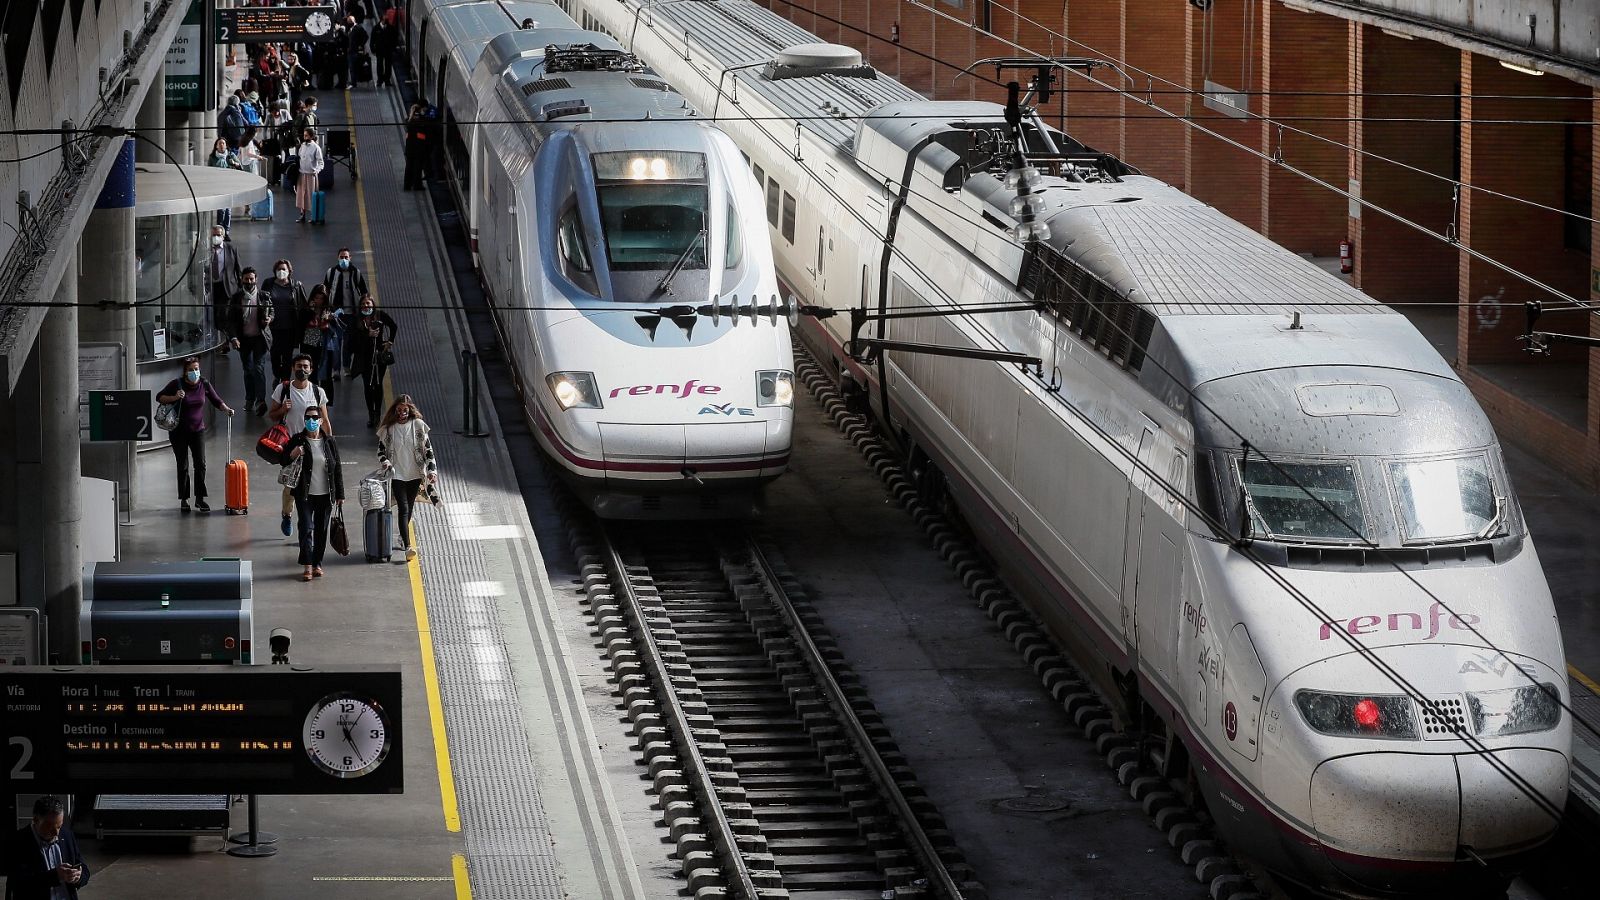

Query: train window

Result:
[558,206,594,276]
[781,193,796,244]
[1388,455,1498,544]
[591,152,709,271]
[1236,458,1368,543]
[766,179,780,227]
[753,162,765,185]
[724,204,743,269]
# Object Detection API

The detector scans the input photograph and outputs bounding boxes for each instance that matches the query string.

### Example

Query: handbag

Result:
[277,454,303,487]
[155,399,182,432]
[330,507,350,556]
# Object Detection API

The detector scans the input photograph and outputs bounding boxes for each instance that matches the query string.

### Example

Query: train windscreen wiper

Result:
[656,228,707,297]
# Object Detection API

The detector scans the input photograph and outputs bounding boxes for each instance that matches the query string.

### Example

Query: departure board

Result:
[2,666,402,794]
[215,6,341,44]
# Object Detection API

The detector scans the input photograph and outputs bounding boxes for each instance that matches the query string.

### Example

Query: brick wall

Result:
[1059,0,1124,157]
[1121,0,1190,189]
[1261,2,1348,255]
[1184,1,1264,230]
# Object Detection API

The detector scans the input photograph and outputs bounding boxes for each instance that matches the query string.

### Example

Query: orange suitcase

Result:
[225,418,249,515]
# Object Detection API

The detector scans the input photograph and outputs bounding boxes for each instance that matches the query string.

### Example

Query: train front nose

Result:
[1309,748,1567,886]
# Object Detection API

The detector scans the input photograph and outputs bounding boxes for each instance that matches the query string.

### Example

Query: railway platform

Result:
[65,84,650,899]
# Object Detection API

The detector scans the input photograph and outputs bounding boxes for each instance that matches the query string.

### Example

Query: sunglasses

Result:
[304,415,322,421]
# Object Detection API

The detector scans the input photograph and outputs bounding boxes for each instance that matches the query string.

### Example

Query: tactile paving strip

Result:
[348,89,565,899]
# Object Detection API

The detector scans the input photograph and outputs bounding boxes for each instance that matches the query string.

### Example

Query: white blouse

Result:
[305,438,331,496]
[298,141,325,175]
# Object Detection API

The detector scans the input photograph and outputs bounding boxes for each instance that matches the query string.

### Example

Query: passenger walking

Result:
[228,268,273,416]
[299,285,338,394]
[348,295,397,427]
[372,17,398,86]
[284,406,345,581]
[377,394,438,561]
[266,259,307,381]
[156,356,236,514]
[295,129,324,224]
[323,248,369,374]
[206,224,241,350]
[268,354,333,536]
[207,139,237,235]
[3,795,90,900]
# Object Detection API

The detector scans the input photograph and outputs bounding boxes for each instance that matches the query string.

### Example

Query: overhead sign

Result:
[87,391,153,442]
[78,343,125,438]
[2,666,403,794]
[216,6,341,44]
[165,0,206,110]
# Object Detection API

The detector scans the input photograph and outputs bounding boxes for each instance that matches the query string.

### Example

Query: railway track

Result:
[563,509,986,899]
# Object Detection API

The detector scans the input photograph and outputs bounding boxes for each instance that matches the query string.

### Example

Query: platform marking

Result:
[345,89,463,843]
[1571,663,1600,697]
[311,876,455,882]
[453,853,472,900]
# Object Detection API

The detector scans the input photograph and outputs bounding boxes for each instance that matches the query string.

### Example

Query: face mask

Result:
[338,259,350,269]
[244,284,258,294]
[294,368,310,380]
[305,419,321,433]
[211,235,223,247]
[361,308,373,317]
[185,370,200,383]
[276,268,289,280]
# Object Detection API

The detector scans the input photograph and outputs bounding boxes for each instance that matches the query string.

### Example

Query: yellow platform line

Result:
[346,92,462,845]
[1571,663,1600,697]
[453,853,473,900]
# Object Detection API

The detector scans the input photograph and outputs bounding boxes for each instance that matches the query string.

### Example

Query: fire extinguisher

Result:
[891,22,900,44]
[1339,238,1353,274]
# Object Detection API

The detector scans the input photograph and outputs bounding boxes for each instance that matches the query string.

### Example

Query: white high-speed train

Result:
[566,0,1572,894]
[408,0,793,518]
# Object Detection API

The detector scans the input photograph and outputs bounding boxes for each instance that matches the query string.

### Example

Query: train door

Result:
[1221,624,1266,762]
[1120,426,1156,656]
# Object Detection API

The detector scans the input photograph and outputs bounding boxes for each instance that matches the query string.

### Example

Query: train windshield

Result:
[1237,458,1368,542]
[591,151,709,271]
[1388,455,1498,543]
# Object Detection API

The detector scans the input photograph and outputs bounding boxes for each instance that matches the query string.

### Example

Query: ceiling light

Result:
[1498,60,1544,76]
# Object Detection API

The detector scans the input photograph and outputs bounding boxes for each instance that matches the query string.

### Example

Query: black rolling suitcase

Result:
[364,508,393,562]
[354,52,373,85]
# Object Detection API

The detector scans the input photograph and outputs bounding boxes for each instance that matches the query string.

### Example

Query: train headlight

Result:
[1294,690,1419,740]
[756,370,794,408]
[1467,683,1561,737]
[546,371,602,410]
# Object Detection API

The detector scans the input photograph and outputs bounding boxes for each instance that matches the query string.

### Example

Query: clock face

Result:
[305,12,333,38]
[302,692,392,778]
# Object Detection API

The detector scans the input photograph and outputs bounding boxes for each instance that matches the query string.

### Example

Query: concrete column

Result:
[136,62,167,164]
[79,141,138,517]
[39,259,83,662]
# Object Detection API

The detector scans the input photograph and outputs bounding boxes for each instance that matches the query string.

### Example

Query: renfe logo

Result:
[610,380,721,399]
[1318,602,1481,642]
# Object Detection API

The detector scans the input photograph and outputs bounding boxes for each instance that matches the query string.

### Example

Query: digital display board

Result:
[215,6,341,44]
[3,666,402,794]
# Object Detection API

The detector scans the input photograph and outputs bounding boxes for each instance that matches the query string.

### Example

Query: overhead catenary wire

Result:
[607,0,1577,820]
[885,0,1599,312]
[898,0,1600,225]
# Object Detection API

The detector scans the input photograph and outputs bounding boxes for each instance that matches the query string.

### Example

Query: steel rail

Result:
[600,537,765,900]
[743,539,969,900]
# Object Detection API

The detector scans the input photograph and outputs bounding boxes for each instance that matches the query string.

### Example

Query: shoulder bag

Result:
[155,390,182,432]
[277,453,303,487]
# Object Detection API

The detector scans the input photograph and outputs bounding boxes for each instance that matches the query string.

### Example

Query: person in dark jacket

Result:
[156,356,236,514]
[347,294,398,427]
[266,258,308,381]
[299,285,338,396]
[284,405,345,581]
[3,796,90,900]
[371,18,399,86]
[206,224,242,348]
[323,248,370,375]
[227,267,274,416]
[402,104,431,190]
[346,16,370,87]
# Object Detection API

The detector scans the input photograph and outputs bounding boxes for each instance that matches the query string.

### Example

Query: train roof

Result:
[476,32,696,124]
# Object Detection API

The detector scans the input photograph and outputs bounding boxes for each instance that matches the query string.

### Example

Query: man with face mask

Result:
[323,248,369,376]
[266,259,308,381]
[3,796,90,899]
[269,354,333,536]
[229,267,274,416]
[207,225,242,353]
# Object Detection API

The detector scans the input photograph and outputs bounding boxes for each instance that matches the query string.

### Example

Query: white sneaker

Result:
[405,547,418,561]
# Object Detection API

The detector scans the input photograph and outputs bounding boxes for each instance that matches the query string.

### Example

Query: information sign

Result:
[88,391,153,442]
[2,666,403,795]
[0,609,42,666]
[78,343,124,438]
[165,0,206,110]
[216,6,341,44]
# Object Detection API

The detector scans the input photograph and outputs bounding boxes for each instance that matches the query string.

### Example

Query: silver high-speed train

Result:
[568,0,1572,894]
[408,0,793,518]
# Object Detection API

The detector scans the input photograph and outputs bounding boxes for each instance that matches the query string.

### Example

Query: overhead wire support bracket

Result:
[1520,300,1600,355]
[844,303,1046,374]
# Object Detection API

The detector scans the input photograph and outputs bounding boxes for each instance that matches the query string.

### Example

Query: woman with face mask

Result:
[208,138,238,235]
[299,286,338,396]
[155,356,236,514]
[349,294,398,428]
[377,395,438,561]
[283,405,345,581]
[266,260,307,381]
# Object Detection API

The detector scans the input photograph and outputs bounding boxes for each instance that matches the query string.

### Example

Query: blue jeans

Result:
[237,335,269,407]
[321,328,344,378]
[296,493,333,566]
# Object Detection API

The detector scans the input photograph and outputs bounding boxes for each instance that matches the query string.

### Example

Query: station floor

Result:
[75,84,647,899]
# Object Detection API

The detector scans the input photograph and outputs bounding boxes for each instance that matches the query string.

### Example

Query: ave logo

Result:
[699,402,754,417]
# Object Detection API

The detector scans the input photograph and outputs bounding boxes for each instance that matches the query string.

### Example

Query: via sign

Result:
[88,391,153,442]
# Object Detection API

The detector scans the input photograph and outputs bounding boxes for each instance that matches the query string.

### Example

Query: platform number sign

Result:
[1224,701,1239,741]
[87,391,153,442]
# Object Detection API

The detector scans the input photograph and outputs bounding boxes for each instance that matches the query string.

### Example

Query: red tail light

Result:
[1353,698,1381,730]
[94,637,108,651]
[81,641,92,663]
